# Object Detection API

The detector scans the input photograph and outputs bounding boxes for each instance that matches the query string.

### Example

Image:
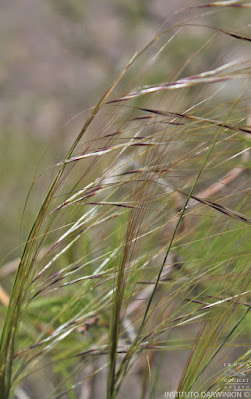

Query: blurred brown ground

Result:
[1,0,248,260]
[1,0,191,260]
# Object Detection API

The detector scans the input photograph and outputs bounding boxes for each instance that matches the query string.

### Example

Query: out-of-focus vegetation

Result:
[0,0,249,259]
[0,1,250,399]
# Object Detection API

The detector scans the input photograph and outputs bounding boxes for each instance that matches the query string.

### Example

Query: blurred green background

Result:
[0,0,249,260]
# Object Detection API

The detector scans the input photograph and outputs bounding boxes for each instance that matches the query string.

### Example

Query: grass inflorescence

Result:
[0,2,250,398]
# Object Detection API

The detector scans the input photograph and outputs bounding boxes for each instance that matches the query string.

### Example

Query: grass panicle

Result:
[0,2,250,398]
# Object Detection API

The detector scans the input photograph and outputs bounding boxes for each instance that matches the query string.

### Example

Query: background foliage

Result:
[0,1,250,398]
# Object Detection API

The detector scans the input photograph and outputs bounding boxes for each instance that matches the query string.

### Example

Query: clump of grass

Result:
[0,2,250,398]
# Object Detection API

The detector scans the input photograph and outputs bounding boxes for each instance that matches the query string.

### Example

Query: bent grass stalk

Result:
[0,3,250,399]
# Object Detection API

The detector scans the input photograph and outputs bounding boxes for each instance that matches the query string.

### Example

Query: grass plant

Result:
[0,2,250,398]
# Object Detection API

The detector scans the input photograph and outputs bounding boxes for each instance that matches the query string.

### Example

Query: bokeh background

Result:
[1,0,249,262]
[0,2,250,398]
[1,0,176,260]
